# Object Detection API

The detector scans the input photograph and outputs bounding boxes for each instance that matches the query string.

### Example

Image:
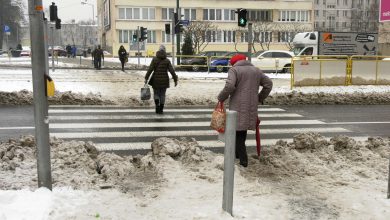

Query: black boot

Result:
[159,104,164,114]
[154,99,160,114]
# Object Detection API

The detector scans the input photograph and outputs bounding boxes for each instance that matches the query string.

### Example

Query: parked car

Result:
[251,50,294,73]
[251,50,265,58]
[180,51,229,71]
[20,48,31,57]
[209,51,251,72]
[48,48,67,57]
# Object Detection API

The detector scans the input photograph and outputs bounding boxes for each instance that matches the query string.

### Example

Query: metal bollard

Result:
[222,110,237,216]
[387,157,390,199]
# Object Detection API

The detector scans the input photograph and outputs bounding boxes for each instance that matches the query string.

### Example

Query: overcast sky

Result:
[23,0,97,23]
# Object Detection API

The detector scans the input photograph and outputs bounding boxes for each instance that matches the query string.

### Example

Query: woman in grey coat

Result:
[217,54,273,167]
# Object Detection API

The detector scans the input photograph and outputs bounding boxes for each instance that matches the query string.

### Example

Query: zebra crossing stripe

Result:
[49,120,326,129]
[50,127,350,139]
[49,113,303,120]
[48,108,286,113]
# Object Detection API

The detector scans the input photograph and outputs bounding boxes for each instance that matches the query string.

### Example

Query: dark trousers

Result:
[120,59,125,71]
[96,58,102,69]
[153,88,167,105]
[236,130,248,166]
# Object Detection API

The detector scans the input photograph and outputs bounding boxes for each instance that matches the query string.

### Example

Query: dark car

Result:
[180,51,228,71]
[209,51,251,72]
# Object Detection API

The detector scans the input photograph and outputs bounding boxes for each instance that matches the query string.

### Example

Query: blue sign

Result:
[4,25,10,33]
[180,20,190,26]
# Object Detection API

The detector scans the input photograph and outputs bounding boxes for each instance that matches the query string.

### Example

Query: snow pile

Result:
[0,90,115,105]
[1,134,390,219]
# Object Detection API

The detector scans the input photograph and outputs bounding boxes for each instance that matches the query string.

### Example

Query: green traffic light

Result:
[240,18,245,25]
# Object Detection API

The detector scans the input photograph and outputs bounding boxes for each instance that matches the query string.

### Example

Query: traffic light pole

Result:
[27,0,52,190]
[176,0,180,65]
[51,27,55,72]
[137,26,140,67]
[171,12,175,66]
[248,23,252,62]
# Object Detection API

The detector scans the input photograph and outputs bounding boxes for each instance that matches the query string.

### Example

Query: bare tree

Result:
[183,21,216,54]
[278,23,311,50]
[232,28,247,52]
[252,21,277,51]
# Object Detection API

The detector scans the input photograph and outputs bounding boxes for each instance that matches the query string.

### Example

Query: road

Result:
[0,105,389,155]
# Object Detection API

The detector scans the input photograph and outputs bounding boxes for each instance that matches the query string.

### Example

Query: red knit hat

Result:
[230,54,247,65]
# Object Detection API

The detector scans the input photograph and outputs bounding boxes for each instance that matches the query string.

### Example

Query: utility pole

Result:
[176,0,180,65]
[27,0,52,190]
[247,23,252,62]
[51,26,55,72]
[171,11,175,66]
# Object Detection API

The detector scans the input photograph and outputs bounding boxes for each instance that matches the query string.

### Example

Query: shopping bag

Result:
[140,84,151,101]
[210,101,226,133]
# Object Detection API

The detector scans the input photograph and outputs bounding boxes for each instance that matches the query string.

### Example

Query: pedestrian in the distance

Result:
[217,54,273,167]
[92,45,104,70]
[66,44,72,58]
[72,45,77,58]
[145,45,178,114]
[118,45,127,72]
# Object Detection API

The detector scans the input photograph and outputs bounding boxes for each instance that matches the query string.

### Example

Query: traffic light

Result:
[237,8,247,27]
[140,27,148,41]
[49,2,58,22]
[132,34,137,42]
[174,13,184,33]
[165,24,171,35]
[55,18,61,29]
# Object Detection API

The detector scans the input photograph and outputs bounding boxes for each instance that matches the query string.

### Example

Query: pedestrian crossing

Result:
[48,105,359,153]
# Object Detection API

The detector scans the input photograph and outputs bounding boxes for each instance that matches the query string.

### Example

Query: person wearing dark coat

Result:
[217,54,273,167]
[145,45,178,114]
[92,45,104,70]
[66,44,72,58]
[118,45,127,72]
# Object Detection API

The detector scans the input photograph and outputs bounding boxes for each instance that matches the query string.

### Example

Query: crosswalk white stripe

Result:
[49,120,325,129]
[49,113,303,120]
[0,127,35,130]
[49,105,273,108]
[48,108,286,113]
[50,127,350,138]
[94,136,369,151]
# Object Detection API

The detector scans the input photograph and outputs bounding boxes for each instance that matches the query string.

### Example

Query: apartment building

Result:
[97,0,313,56]
[313,0,379,32]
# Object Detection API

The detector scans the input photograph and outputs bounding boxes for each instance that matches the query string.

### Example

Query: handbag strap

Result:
[146,60,162,85]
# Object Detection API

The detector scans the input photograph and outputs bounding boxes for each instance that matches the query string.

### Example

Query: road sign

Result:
[380,0,390,22]
[180,20,190,26]
[4,25,10,33]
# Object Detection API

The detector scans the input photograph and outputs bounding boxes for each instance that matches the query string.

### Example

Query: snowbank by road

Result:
[0,134,389,219]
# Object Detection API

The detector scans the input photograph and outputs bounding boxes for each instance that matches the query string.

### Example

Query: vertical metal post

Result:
[222,111,237,216]
[27,0,52,190]
[247,23,252,62]
[387,157,390,199]
[51,27,55,72]
[43,20,49,75]
[176,0,181,65]
[137,26,141,68]
[172,12,175,66]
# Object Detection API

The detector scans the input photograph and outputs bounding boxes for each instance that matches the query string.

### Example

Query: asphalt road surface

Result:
[0,105,389,155]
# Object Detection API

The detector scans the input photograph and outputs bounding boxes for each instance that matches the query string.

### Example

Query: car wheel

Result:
[283,64,291,73]
[192,64,200,71]
[217,66,224,73]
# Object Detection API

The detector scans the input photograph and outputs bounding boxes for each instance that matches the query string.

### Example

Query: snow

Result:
[0,135,390,219]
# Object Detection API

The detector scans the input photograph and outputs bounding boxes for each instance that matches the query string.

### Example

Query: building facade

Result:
[313,0,379,32]
[97,0,313,56]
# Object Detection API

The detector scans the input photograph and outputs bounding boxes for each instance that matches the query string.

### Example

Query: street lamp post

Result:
[81,1,95,25]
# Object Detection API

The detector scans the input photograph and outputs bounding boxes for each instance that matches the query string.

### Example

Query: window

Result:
[118,30,131,43]
[147,30,156,43]
[126,8,132,19]
[203,9,236,21]
[142,8,148,19]
[248,10,272,21]
[343,10,348,17]
[279,11,309,22]
[323,0,326,5]
[316,0,320,4]
[343,0,348,5]
[182,8,196,21]
[149,8,155,19]
[162,31,171,43]
[278,32,294,42]
[133,8,140,19]
[162,8,174,20]
[119,8,125,19]
[216,9,222,20]
[342,22,347,27]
